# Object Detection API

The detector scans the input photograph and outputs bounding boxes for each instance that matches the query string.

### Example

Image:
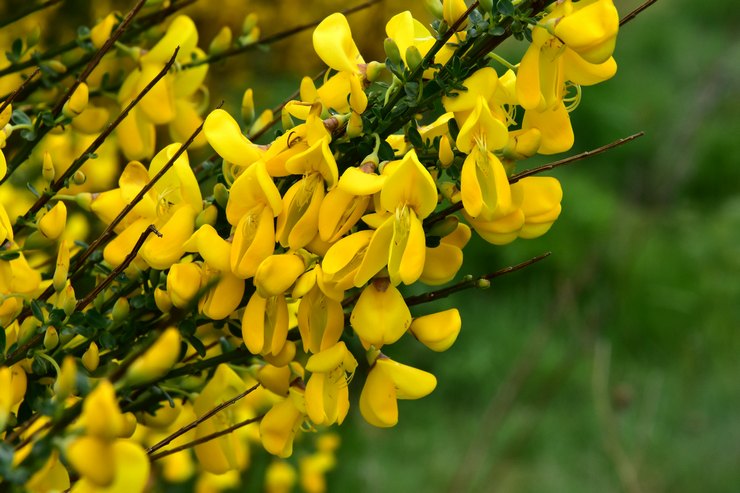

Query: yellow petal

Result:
[522,102,574,155]
[350,281,411,347]
[149,143,203,213]
[359,365,397,428]
[231,205,276,279]
[312,13,363,74]
[183,224,231,272]
[377,358,437,399]
[199,270,245,320]
[255,254,306,298]
[260,398,303,458]
[380,149,438,219]
[204,109,262,167]
[409,308,461,351]
[140,205,196,270]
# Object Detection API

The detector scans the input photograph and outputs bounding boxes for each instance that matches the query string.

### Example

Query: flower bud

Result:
[154,287,172,313]
[90,13,117,49]
[209,26,232,55]
[167,262,202,308]
[423,0,444,19]
[82,342,99,372]
[364,61,385,82]
[241,12,258,35]
[0,104,13,129]
[19,317,41,345]
[438,135,454,167]
[56,283,77,316]
[62,83,88,119]
[111,298,130,323]
[53,240,69,293]
[37,202,67,240]
[72,170,86,185]
[42,152,55,183]
[195,204,218,228]
[384,38,402,67]
[213,183,230,209]
[125,327,181,385]
[45,60,67,74]
[53,356,76,398]
[241,88,255,126]
[405,45,423,72]
[43,326,59,350]
[476,278,491,289]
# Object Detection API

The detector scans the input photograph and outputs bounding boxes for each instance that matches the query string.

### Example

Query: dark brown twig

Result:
[405,252,551,307]
[149,415,264,461]
[48,0,147,118]
[9,48,179,223]
[70,100,214,274]
[509,132,645,185]
[146,383,261,455]
[0,68,40,114]
[620,0,659,26]
[75,224,161,312]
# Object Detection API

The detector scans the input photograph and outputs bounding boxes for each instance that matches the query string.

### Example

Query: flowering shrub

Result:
[0,0,650,490]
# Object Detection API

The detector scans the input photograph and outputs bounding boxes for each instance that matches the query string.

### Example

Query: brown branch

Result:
[509,132,645,185]
[405,252,551,307]
[620,0,659,26]
[49,0,147,118]
[146,383,261,455]
[381,1,480,118]
[0,68,40,114]
[149,414,264,462]
[75,224,161,312]
[70,100,213,274]
[10,48,179,224]
[181,0,383,70]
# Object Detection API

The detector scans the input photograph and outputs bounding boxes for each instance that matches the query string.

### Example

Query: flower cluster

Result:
[0,0,624,491]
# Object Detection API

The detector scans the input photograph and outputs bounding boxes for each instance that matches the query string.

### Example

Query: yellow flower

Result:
[254,253,306,298]
[167,262,203,308]
[409,308,461,351]
[37,201,67,240]
[420,222,471,285]
[354,149,438,286]
[242,292,289,357]
[304,342,357,426]
[359,353,436,428]
[198,266,245,320]
[297,274,344,354]
[0,364,27,432]
[125,327,181,385]
[193,365,255,474]
[516,0,619,111]
[260,385,307,458]
[350,278,411,348]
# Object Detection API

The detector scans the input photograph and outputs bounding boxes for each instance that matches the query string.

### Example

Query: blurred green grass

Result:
[321,1,740,492]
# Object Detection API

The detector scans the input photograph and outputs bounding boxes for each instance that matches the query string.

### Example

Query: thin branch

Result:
[0,0,195,84]
[8,48,179,222]
[70,100,213,274]
[181,0,383,70]
[620,0,659,26]
[75,224,161,312]
[509,132,645,185]
[48,0,147,118]
[0,0,63,29]
[426,133,645,228]
[380,1,480,119]
[146,383,261,455]
[405,252,551,307]
[149,415,264,462]
[0,68,40,114]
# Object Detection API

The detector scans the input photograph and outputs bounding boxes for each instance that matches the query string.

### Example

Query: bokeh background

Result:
[2,0,738,491]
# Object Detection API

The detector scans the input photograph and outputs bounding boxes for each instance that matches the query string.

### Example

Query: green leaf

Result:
[30,300,44,322]
[497,0,515,16]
